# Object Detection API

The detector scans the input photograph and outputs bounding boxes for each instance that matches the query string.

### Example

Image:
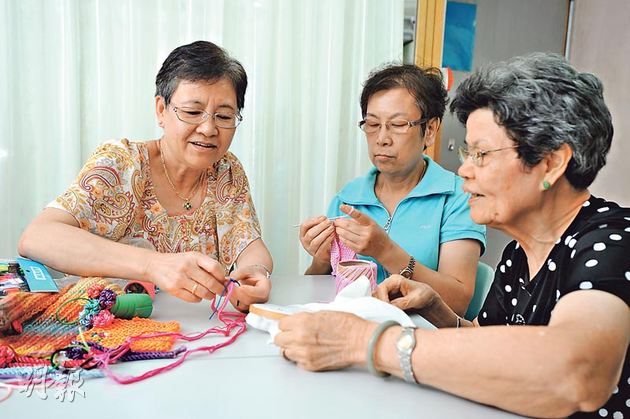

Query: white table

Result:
[2,275,525,418]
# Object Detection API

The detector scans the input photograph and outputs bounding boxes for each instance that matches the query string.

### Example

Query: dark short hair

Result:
[360,63,448,132]
[450,52,613,190]
[155,40,247,112]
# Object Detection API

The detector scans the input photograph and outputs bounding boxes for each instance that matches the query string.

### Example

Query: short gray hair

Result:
[450,52,613,189]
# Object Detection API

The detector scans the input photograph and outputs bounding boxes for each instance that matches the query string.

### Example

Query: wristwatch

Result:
[395,327,418,384]
[399,256,416,279]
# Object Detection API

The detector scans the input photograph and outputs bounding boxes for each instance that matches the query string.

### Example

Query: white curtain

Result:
[0,0,404,274]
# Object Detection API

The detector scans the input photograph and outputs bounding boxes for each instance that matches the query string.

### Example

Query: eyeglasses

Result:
[171,106,242,128]
[358,117,428,135]
[458,145,519,167]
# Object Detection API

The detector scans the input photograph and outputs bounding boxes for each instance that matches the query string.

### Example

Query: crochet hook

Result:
[292,215,348,227]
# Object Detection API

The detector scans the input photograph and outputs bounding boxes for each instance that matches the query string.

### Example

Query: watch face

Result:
[397,333,414,351]
[400,268,412,279]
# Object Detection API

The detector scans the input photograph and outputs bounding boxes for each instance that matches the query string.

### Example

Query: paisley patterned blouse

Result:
[48,139,262,270]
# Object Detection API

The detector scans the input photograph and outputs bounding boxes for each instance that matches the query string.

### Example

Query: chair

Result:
[464,262,495,321]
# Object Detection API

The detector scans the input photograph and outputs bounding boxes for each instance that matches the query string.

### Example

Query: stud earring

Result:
[542,180,551,190]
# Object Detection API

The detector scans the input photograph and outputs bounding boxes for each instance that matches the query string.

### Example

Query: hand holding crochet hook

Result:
[298,215,336,270]
[144,251,228,303]
[332,204,393,261]
[224,263,272,312]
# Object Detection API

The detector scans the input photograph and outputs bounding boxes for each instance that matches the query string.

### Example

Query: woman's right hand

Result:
[274,311,372,371]
[373,274,439,312]
[299,216,335,264]
[143,251,227,302]
[375,275,461,328]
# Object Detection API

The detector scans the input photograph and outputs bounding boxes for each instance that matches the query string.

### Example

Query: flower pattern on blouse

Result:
[48,139,261,270]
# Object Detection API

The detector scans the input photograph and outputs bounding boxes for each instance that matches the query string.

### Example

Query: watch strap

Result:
[396,327,418,384]
[399,256,416,279]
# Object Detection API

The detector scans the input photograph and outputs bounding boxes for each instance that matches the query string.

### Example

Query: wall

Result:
[569,0,630,206]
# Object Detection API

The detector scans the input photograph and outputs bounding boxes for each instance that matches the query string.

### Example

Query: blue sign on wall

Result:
[442,1,477,72]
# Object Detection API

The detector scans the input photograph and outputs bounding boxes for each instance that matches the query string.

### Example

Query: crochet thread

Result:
[330,232,377,293]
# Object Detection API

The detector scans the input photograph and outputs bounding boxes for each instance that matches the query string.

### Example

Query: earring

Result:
[158,121,164,128]
[542,180,551,190]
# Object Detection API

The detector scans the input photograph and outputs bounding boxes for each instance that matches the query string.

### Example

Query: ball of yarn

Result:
[92,310,114,327]
[98,289,117,310]
[87,284,105,299]
[79,313,95,329]
[84,299,101,314]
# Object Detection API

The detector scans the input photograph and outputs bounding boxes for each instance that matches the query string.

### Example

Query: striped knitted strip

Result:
[79,318,180,352]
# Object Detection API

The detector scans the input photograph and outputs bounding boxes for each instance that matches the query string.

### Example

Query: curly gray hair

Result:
[450,52,613,189]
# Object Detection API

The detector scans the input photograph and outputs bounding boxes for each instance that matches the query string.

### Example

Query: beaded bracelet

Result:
[366,320,399,377]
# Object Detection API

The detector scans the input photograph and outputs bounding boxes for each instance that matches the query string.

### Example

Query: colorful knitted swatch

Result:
[1,276,245,395]
[0,277,180,371]
[0,277,121,359]
[330,232,377,293]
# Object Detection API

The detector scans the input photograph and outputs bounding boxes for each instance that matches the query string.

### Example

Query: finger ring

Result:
[191,283,199,295]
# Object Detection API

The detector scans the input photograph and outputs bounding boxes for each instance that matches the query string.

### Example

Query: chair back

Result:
[464,262,495,321]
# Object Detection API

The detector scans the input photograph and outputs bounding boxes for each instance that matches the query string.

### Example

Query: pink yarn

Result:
[330,231,356,275]
[330,232,377,293]
[91,310,115,328]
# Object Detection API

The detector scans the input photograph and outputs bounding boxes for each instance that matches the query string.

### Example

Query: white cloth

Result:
[246,276,435,345]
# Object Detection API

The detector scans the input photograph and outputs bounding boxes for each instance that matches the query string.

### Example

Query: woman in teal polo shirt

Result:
[299,64,485,315]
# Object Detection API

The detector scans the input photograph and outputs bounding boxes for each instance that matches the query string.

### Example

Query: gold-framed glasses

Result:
[458,145,519,167]
[358,117,428,135]
[171,106,242,128]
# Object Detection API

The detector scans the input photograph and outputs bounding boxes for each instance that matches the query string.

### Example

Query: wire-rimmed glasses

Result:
[457,145,519,166]
[172,106,242,128]
[358,117,428,135]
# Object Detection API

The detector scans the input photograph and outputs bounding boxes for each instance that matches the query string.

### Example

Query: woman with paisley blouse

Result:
[275,54,629,417]
[18,41,272,309]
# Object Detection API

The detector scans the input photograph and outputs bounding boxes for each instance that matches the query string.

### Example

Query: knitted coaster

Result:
[82,318,180,352]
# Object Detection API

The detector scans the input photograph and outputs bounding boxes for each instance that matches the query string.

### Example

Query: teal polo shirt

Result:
[327,156,486,283]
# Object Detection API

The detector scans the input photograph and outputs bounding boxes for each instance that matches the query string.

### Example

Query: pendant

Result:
[183,201,192,211]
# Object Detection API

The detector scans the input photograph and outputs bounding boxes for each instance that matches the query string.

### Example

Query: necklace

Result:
[157,140,205,211]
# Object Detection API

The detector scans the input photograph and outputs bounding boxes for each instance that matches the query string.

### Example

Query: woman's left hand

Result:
[227,265,272,312]
[333,204,393,259]
[274,311,373,371]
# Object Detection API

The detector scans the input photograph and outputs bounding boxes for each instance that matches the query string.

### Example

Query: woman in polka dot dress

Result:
[274,53,629,418]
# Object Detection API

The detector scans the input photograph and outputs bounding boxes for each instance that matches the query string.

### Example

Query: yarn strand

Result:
[87,280,246,384]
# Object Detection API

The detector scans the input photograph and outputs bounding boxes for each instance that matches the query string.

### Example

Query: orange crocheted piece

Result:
[82,318,180,352]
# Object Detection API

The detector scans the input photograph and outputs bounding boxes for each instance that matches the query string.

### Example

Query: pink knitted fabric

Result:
[330,232,377,293]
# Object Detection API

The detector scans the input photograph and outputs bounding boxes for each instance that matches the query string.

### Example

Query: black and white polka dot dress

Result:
[478,196,630,418]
